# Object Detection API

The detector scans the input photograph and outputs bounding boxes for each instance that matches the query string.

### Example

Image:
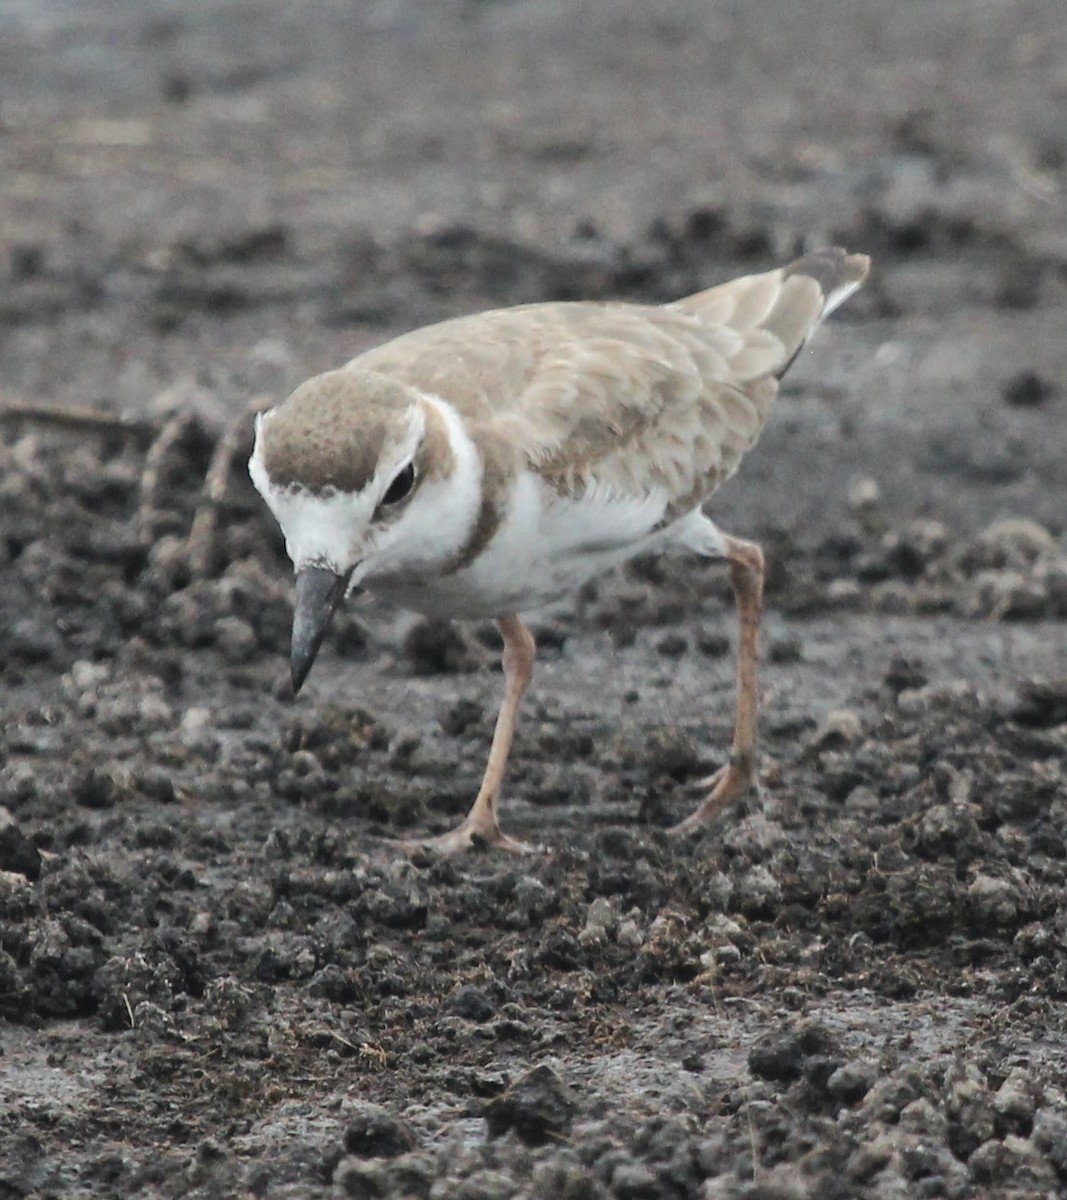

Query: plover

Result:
[250,247,869,854]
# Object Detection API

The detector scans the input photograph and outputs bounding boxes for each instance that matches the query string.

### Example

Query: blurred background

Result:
[2,0,1064,544]
[0,0,1063,589]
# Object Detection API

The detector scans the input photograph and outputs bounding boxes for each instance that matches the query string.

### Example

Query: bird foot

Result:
[392,815,543,859]
[669,758,762,835]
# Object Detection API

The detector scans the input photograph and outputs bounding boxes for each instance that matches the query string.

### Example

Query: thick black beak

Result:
[290,565,351,694]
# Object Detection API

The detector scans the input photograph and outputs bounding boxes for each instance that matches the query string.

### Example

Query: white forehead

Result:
[268,486,374,570]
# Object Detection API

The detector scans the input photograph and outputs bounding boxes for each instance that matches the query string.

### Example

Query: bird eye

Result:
[380,462,416,506]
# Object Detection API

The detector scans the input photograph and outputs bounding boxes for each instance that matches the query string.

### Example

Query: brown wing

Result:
[349,248,869,514]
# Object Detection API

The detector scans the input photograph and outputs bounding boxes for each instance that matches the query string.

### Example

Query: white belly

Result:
[371,536,644,618]
[364,471,724,620]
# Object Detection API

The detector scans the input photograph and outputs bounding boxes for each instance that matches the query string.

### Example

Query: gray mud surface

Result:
[3,2,1067,1197]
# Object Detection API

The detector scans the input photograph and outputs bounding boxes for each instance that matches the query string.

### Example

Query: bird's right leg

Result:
[671,534,764,833]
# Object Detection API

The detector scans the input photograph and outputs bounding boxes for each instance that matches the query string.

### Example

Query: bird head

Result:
[249,367,476,692]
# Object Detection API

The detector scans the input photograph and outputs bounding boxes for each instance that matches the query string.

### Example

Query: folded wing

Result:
[350,248,869,517]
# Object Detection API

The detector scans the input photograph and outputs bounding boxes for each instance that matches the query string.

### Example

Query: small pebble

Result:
[610,1162,658,1200]
[654,632,688,658]
[1032,1109,1067,1174]
[450,985,498,1023]
[333,1156,391,1198]
[696,629,730,658]
[811,709,863,749]
[768,636,802,664]
[883,655,928,694]
[966,874,1020,926]
[749,1022,842,1089]
[342,1101,417,1158]
[1013,677,1067,728]
[735,864,783,915]
[175,711,214,757]
[826,1061,875,1105]
[0,812,42,881]
[483,1064,577,1146]
[1002,369,1055,407]
[968,518,1057,570]
[138,693,175,729]
[994,1068,1037,1134]
[74,767,122,810]
[848,476,883,513]
[64,659,111,698]
[214,616,258,662]
[578,896,618,946]
[826,578,862,607]
[900,1096,947,1137]
[616,915,644,949]
[402,618,481,675]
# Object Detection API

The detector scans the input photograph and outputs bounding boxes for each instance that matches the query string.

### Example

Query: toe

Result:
[391,821,543,858]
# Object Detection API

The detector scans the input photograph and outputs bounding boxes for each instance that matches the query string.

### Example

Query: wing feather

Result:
[347,249,868,517]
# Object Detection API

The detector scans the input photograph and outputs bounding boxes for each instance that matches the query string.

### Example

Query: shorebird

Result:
[250,248,869,854]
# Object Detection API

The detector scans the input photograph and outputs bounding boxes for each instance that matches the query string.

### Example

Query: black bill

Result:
[290,565,351,694]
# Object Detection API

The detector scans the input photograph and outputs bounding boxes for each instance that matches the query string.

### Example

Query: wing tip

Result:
[785,247,871,317]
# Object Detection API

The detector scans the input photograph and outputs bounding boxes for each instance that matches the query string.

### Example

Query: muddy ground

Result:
[3,1,1067,1197]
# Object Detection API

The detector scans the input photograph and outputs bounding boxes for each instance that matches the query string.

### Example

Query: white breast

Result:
[369,467,683,619]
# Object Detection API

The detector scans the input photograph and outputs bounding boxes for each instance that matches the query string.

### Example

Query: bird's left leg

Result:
[671,534,764,833]
[399,614,541,856]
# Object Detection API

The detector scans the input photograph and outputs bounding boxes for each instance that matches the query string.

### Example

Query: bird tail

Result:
[785,247,870,319]
[673,247,870,381]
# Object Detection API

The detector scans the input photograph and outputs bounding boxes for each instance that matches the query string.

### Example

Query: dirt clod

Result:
[0,815,42,880]
[484,1065,579,1146]
[342,1103,418,1159]
[1002,370,1056,407]
[747,1022,841,1084]
[403,618,484,675]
